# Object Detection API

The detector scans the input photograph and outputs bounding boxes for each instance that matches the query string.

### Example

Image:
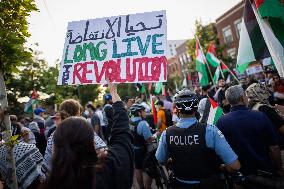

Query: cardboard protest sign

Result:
[58,10,167,85]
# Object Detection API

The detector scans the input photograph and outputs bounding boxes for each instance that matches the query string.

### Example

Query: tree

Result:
[38,61,78,105]
[166,73,182,93]
[0,0,37,79]
[39,60,101,107]
[0,1,37,188]
[6,48,49,115]
[117,83,139,101]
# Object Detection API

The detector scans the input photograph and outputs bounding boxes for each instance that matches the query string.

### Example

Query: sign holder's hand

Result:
[106,79,121,103]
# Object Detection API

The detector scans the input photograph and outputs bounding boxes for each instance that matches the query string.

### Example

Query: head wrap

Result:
[245,83,270,108]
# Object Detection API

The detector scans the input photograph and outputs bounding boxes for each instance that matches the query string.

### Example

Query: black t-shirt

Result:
[259,105,284,147]
[259,105,284,130]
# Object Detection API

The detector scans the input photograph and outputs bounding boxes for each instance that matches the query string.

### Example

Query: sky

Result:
[27,0,241,66]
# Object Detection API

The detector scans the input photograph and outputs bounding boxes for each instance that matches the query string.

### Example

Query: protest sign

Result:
[58,10,167,85]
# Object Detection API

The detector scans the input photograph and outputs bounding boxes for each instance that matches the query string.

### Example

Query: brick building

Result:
[167,56,179,76]
[215,0,245,59]
[175,40,192,86]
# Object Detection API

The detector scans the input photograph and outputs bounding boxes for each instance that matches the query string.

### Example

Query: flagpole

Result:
[220,66,225,78]
[196,37,215,85]
[221,60,240,83]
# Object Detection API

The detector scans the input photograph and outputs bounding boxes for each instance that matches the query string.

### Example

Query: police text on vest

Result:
[169,135,199,145]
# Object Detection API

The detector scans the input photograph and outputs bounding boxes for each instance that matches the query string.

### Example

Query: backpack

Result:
[163,109,173,127]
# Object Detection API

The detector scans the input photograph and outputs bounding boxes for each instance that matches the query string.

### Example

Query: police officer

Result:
[155,89,241,189]
[130,104,159,189]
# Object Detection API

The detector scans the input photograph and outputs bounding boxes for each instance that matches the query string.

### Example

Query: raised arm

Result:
[101,82,134,188]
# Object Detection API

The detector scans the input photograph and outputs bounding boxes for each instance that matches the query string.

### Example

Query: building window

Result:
[227,48,236,59]
[222,26,234,45]
[234,19,242,39]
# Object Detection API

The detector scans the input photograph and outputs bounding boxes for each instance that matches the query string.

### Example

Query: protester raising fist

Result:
[43,81,133,189]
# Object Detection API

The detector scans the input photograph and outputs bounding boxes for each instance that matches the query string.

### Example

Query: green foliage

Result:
[77,85,101,106]
[4,134,19,147]
[117,83,139,101]
[0,0,38,78]
[166,73,182,92]
[38,60,78,105]
[7,54,101,113]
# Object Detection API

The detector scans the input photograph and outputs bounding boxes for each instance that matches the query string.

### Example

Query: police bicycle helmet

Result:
[129,104,145,117]
[174,89,199,114]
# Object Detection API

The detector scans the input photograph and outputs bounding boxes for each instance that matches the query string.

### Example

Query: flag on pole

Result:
[207,98,223,125]
[195,37,209,86]
[221,61,230,73]
[24,98,36,113]
[206,43,221,67]
[213,66,221,85]
[251,0,284,77]
[236,0,270,74]
[221,61,239,82]
[24,90,39,113]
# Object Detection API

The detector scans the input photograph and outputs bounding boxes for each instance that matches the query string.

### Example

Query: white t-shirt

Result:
[95,109,105,126]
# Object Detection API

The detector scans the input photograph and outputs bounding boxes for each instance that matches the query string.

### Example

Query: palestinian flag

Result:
[255,0,284,47]
[24,90,39,114]
[206,43,220,67]
[195,37,209,87]
[236,0,270,73]
[221,62,230,73]
[213,66,221,85]
[207,98,223,125]
[252,0,284,77]
[24,98,37,113]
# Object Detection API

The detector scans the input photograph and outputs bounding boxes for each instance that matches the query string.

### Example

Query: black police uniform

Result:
[131,119,147,169]
[166,122,222,189]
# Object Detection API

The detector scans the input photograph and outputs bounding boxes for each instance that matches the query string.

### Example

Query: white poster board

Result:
[57,10,167,85]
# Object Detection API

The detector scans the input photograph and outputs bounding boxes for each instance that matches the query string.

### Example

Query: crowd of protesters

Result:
[0,71,284,189]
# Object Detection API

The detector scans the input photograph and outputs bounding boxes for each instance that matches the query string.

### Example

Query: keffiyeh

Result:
[245,83,270,108]
[0,142,43,189]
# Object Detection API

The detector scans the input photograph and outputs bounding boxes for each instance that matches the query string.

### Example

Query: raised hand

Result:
[106,78,121,103]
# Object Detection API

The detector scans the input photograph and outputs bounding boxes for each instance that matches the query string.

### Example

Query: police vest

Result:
[166,122,220,180]
[130,120,147,148]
